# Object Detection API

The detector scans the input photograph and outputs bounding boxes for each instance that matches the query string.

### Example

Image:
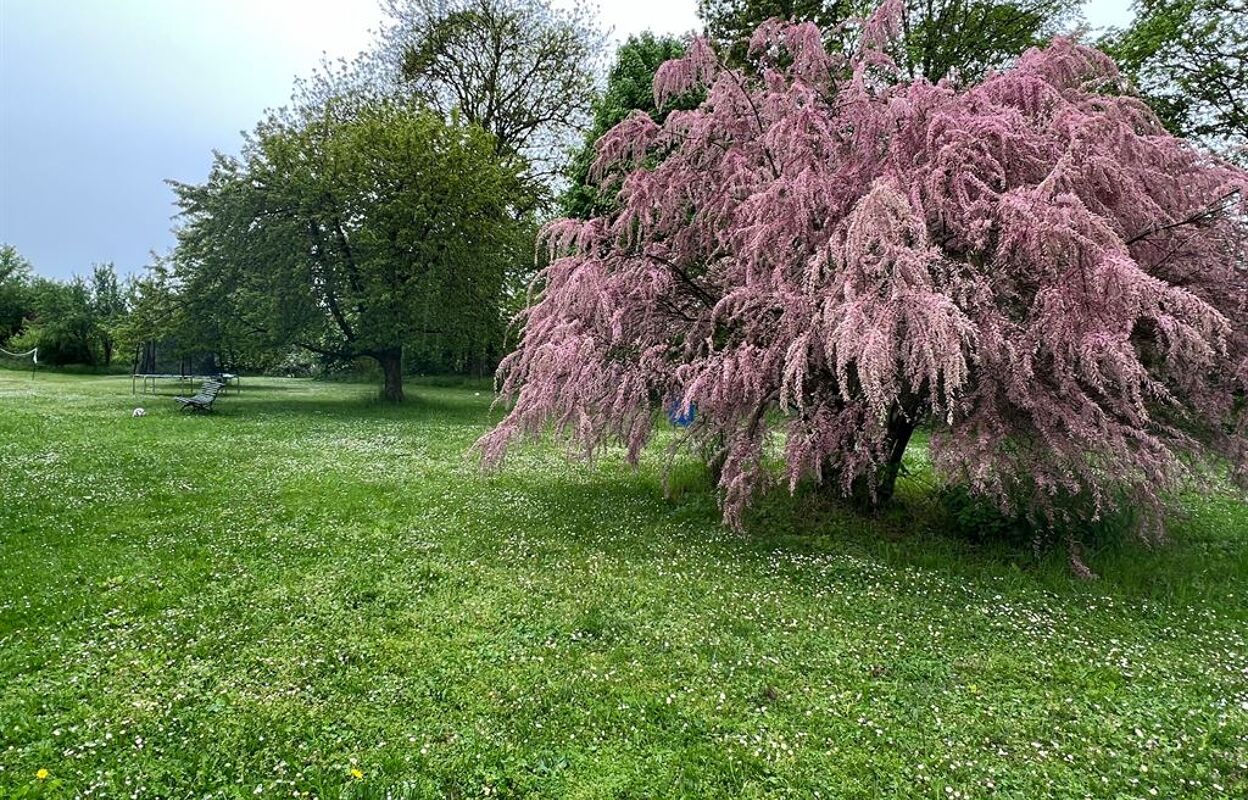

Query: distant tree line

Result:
[0,244,128,368]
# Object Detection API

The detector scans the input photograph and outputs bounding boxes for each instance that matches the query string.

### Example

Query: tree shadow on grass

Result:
[468,457,1248,608]
[759,479,1248,605]
[216,380,305,392]
[205,389,503,428]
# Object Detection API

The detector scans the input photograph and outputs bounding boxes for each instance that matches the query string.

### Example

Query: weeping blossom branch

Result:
[477,2,1248,535]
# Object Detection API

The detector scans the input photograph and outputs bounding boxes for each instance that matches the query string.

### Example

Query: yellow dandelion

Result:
[350,768,364,780]
[36,768,49,780]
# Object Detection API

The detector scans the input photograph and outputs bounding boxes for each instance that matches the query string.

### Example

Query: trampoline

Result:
[130,340,240,395]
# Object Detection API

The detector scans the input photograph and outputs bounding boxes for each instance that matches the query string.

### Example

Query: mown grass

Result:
[0,372,1244,799]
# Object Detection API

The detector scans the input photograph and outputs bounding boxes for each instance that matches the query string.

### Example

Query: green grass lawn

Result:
[1,372,1245,799]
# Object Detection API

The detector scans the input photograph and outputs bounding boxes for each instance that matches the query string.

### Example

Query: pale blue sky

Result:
[0,1,1130,280]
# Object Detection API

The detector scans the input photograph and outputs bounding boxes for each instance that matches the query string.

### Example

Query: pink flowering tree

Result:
[476,0,1248,544]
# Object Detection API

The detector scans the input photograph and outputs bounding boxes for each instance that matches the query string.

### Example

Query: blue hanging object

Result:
[666,399,696,427]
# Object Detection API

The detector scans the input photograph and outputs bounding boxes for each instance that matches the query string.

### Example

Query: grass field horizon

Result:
[1,372,1245,798]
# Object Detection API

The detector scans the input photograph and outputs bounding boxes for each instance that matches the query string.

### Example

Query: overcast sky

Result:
[1,1,1130,280]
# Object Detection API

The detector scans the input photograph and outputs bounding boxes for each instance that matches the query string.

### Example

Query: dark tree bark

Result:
[873,406,918,507]
[378,347,405,402]
[467,348,491,379]
[840,401,920,510]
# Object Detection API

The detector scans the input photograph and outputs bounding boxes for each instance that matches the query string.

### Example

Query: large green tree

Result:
[561,33,690,220]
[172,99,523,402]
[1105,1,1247,157]
[698,0,1079,81]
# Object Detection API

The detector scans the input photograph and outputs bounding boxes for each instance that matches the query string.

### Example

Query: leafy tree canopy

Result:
[0,249,130,367]
[113,255,246,372]
[0,243,32,285]
[376,0,604,200]
[1104,0,1247,158]
[89,263,126,366]
[11,277,101,366]
[561,32,692,220]
[698,0,1080,81]
[0,244,34,344]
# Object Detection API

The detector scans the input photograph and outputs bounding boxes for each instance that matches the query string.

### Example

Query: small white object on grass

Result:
[132,407,146,417]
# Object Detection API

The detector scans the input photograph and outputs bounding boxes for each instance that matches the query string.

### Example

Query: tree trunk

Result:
[844,403,919,511]
[467,348,494,380]
[873,408,917,507]
[378,347,404,402]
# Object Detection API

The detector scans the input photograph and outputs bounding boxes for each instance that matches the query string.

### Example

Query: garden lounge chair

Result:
[174,380,224,413]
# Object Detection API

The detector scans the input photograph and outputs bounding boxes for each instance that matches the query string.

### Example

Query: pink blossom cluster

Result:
[478,0,1248,534]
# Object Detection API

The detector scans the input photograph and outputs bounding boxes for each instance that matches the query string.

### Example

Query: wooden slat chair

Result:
[174,380,225,413]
